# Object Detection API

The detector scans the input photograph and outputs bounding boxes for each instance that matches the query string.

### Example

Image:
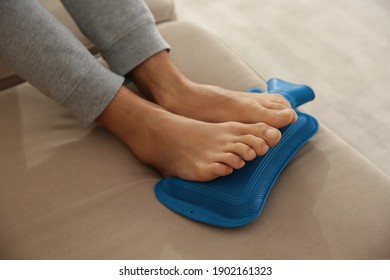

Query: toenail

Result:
[247,149,256,158]
[266,128,279,139]
[293,111,299,122]
[277,109,291,116]
[262,145,269,154]
[239,160,245,168]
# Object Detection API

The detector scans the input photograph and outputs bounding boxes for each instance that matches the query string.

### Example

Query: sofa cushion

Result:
[0,21,389,259]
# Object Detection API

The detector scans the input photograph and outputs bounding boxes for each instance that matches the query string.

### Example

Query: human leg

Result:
[60,0,170,76]
[0,0,123,125]
[60,0,297,128]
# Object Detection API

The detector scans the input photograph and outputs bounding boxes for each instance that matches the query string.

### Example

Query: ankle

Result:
[128,51,192,108]
[97,86,162,145]
[153,77,194,114]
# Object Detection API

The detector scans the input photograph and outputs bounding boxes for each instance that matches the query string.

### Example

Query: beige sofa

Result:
[1,0,389,259]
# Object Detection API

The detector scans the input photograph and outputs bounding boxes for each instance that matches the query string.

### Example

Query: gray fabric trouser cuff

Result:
[62,61,124,126]
[0,0,126,126]
[101,20,170,76]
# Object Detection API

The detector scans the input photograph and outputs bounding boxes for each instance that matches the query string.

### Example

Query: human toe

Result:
[265,128,282,145]
[250,123,281,146]
[229,143,257,161]
[273,109,297,126]
[212,163,233,178]
[239,134,270,156]
[269,94,292,108]
[218,153,246,169]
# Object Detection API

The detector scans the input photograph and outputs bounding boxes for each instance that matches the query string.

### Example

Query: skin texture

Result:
[97,51,295,181]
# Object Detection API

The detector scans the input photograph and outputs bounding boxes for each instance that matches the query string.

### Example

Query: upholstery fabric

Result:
[1,21,389,259]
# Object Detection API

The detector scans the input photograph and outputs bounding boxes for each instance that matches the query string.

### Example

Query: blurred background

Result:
[175,0,390,175]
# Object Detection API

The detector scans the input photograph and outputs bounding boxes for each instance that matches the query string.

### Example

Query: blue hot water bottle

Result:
[155,78,319,227]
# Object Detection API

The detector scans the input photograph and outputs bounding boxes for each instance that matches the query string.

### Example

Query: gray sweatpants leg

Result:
[61,0,170,76]
[0,0,169,125]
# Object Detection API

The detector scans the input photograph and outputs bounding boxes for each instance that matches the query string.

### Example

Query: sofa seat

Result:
[1,19,389,259]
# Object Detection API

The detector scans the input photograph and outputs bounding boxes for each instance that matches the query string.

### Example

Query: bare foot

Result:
[130,51,298,128]
[157,82,298,128]
[97,86,281,181]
